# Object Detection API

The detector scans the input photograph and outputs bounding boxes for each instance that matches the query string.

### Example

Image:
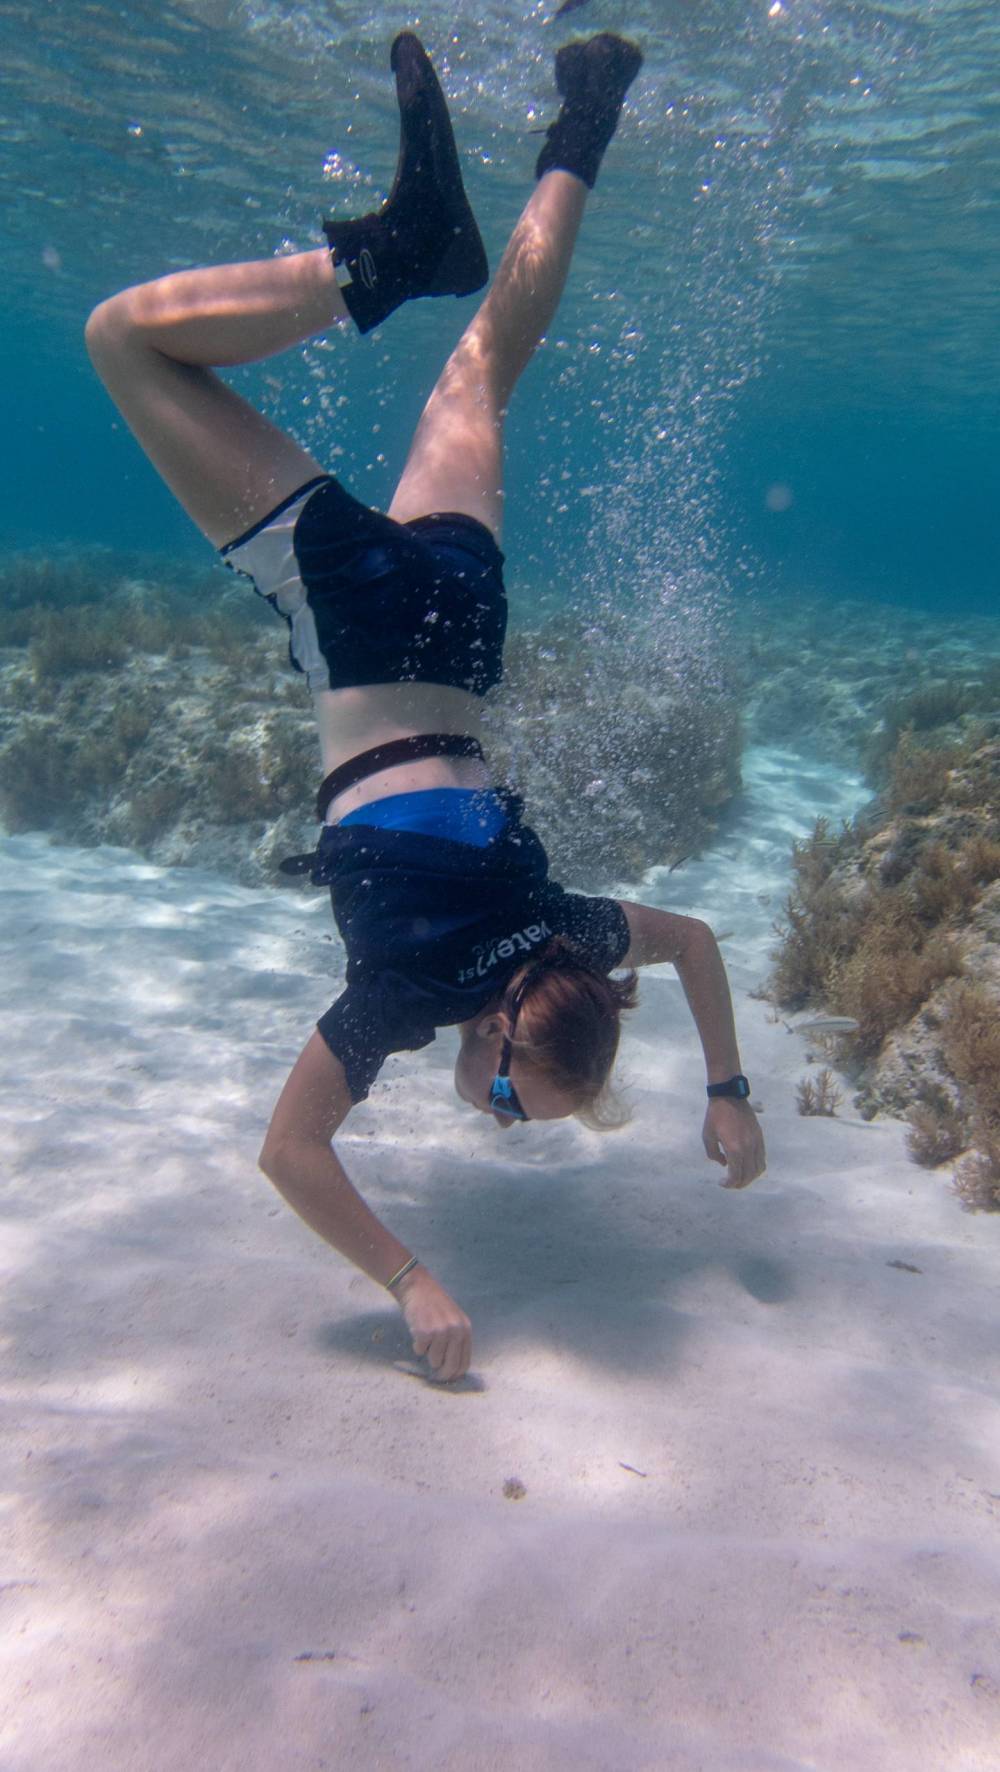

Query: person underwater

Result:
[85,30,766,1383]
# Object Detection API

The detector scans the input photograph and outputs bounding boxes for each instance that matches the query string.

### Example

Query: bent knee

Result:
[84,291,141,365]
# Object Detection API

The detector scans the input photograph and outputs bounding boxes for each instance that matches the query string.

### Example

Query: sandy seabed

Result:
[2,748,999,1772]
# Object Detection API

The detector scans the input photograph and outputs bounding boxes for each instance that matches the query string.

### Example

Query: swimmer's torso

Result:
[313,680,494,822]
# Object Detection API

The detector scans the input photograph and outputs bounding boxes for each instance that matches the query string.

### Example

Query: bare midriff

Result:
[313,680,495,823]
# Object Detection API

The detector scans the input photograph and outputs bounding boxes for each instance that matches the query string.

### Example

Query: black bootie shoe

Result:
[535,32,643,189]
[323,32,488,334]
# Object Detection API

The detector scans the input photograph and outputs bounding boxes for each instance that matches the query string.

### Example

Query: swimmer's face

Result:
[453,1015,578,1130]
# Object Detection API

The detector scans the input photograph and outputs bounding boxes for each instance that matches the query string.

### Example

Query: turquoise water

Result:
[3,0,999,614]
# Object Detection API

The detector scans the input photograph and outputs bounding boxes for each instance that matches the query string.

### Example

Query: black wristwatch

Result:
[706,1073,751,1100]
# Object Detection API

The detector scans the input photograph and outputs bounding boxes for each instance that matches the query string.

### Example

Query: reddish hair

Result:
[501,936,639,1129]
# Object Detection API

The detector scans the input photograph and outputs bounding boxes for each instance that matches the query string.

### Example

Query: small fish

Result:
[554,0,593,14]
[668,853,692,873]
[791,1016,859,1036]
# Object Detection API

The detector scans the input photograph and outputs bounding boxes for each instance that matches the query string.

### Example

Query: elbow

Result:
[677,915,717,965]
[259,1127,337,1183]
[258,1132,289,1182]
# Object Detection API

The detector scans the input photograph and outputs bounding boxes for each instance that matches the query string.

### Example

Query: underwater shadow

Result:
[314,1116,799,1386]
[316,1309,487,1392]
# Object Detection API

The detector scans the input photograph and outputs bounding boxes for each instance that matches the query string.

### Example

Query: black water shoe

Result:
[535,32,643,189]
[324,32,488,334]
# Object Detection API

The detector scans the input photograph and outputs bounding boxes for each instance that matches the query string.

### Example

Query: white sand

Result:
[2,747,999,1771]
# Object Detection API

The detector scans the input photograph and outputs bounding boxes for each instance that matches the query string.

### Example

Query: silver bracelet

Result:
[385,1255,420,1291]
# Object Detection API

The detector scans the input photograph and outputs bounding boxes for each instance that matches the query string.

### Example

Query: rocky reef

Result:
[769,681,1000,1210]
[731,584,1000,1210]
[0,549,319,882]
[0,546,742,893]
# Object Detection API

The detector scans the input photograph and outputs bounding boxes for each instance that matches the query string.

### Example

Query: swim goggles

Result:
[488,974,532,1121]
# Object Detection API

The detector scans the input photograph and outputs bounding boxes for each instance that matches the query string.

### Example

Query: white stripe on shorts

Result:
[223,486,331,692]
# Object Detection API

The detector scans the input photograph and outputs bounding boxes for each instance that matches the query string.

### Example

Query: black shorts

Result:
[220,474,507,696]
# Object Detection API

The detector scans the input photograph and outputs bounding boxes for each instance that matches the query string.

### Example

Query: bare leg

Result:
[85,250,348,546]
[388,169,588,538]
[85,30,489,551]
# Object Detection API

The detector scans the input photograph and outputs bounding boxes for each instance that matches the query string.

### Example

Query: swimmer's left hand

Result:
[702,1098,766,1190]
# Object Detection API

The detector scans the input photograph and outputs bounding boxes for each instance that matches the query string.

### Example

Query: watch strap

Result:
[706,1073,751,1100]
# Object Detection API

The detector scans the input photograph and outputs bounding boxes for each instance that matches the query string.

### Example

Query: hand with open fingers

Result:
[703,1097,766,1190]
[394,1265,472,1382]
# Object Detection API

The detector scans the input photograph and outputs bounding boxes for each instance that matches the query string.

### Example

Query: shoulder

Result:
[615,901,705,968]
[317,977,437,1103]
[540,884,631,971]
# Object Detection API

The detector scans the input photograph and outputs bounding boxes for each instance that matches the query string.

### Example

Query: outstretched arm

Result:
[260,1032,472,1379]
[617,902,766,1189]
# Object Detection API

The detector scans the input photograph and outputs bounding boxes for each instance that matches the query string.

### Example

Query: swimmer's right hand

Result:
[394,1266,472,1383]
